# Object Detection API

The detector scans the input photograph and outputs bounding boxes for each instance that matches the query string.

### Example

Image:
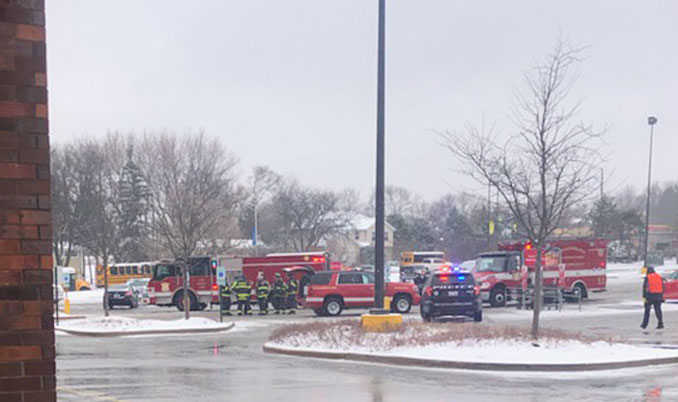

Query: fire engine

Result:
[472,239,607,307]
[147,252,330,311]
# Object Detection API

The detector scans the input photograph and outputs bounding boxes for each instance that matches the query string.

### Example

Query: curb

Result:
[53,315,87,321]
[262,343,678,372]
[56,322,235,337]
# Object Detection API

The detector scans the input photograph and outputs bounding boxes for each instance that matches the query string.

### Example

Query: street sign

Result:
[216,265,226,287]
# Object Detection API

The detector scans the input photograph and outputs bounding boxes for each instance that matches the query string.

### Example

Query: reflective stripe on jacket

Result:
[220,285,231,297]
[256,280,270,298]
[647,273,664,294]
[273,280,287,296]
[231,280,251,301]
[287,279,298,296]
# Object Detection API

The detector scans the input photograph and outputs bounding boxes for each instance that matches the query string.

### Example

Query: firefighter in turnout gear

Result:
[256,272,270,315]
[219,278,232,316]
[231,275,252,316]
[641,266,665,330]
[286,271,299,315]
[272,273,287,315]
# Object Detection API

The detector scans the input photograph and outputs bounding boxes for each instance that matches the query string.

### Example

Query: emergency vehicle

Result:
[473,239,607,307]
[147,252,330,311]
[303,270,420,316]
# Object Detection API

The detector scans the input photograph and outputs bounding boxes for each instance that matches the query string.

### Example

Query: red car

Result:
[303,270,420,316]
[663,270,678,300]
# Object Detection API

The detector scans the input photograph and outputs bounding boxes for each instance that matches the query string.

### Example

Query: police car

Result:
[420,265,482,322]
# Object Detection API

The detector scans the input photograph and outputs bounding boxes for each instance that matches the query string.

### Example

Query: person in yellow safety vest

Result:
[220,278,232,316]
[272,273,287,315]
[641,266,665,330]
[256,272,270,315]
[286,271,299,315]
[231,275,252,316]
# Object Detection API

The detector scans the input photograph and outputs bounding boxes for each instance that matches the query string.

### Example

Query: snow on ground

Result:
[56,316,232,333]
[272,339,678,365]
[270,323,678,365]
[65,288,104,304]
[607,262,678,284]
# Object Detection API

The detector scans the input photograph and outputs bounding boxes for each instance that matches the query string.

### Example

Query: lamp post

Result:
[643,116,658,268]
[373,0,386,310]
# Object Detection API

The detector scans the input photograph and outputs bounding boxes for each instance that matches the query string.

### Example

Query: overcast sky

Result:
[46,1,678,201]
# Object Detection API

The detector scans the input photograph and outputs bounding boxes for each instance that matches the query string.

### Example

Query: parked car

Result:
[303,270,420,316]
[126,278,150,303]
[663,270,678,301]
[420,267,482,323]
[104,285,139,309]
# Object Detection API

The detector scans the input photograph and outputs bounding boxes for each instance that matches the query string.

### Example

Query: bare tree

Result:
[138,131,238,318]
[72,138,121,317]
[443,40,602,339]
[271,180,353,252]
[51,145,78,267]
[242,166,280,254]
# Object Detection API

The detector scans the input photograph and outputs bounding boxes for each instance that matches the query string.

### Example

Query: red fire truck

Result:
[472,239,607,307]
[148,252,331,311]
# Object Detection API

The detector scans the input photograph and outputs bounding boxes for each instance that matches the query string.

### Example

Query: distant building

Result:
[648,224,678,258]
[325,214,395,266]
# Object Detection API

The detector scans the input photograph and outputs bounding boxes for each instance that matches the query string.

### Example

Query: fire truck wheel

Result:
[391,294,412,313]
[323,297,343,316]
[489,286,506,308]
[174,291,197,312]
[572,283,588,300]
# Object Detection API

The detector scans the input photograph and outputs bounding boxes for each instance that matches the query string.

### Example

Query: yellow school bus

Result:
[400,251,445,266]
[96,261,156,287]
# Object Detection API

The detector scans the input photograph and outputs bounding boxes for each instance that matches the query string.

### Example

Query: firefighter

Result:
[641,266,665,330]
[272,273,287,315]
[231,274,252,316]
[220,278,232,316]
[286,271,299,315]
[256,272,270,315]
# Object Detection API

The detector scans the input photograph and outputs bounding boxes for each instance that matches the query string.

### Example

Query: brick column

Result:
[0,1,55,401]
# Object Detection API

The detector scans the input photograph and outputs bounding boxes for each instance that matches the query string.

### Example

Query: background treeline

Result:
[51,132,676,268]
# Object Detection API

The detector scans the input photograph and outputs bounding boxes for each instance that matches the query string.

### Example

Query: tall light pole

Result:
[373,0,386,310]
[643,116,658,268]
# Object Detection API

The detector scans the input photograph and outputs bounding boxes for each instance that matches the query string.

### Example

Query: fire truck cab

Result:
[473,239,607,307]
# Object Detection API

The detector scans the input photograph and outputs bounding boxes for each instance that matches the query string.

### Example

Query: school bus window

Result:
[125,266,130,275]
[132,266,138,275]
[110,266,118,275]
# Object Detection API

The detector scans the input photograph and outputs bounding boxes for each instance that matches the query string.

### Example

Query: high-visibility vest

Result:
[647,273,664,293]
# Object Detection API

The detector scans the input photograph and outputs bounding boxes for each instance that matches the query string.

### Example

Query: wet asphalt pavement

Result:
[57,278,678,401]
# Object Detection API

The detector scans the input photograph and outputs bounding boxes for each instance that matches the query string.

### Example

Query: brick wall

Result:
[0,0,55,401]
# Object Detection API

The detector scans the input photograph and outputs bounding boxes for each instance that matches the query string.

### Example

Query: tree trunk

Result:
[103,255,109,317]
[183,258,190,320]
[531,244,542,340]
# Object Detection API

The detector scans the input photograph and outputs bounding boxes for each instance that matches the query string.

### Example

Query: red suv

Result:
[303,270,420,316]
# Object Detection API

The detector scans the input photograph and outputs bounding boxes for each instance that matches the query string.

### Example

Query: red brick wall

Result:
[0,0,55,401]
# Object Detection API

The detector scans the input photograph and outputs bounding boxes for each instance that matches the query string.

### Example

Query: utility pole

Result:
[373,0,386,310]
[643,116,658,268]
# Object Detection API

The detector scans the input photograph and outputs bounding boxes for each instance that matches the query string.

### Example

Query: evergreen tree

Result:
[588,196,618,238]
[116,146,150,262]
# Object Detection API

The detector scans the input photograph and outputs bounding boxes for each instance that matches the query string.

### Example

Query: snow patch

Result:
[56,316,232,333]
[270,323,678,365]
